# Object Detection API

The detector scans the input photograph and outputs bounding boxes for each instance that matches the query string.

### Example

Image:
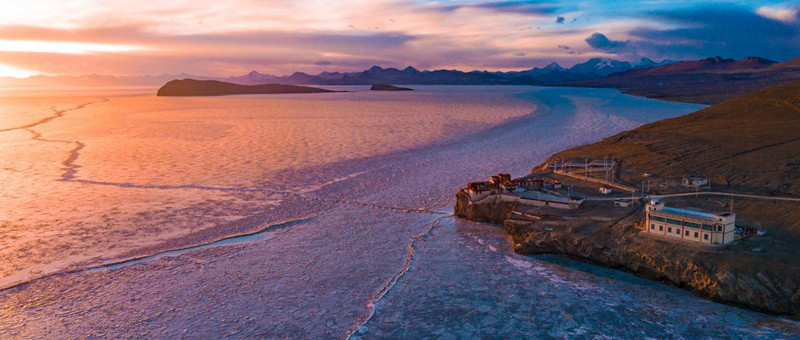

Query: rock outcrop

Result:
[455,190,800,318]
[370,84,414,91]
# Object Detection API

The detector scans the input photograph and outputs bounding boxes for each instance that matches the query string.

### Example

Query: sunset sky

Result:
[1,0,799,77]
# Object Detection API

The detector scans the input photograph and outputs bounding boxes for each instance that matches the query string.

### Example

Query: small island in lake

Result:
[370,84,413,91]
[156,79,335,96]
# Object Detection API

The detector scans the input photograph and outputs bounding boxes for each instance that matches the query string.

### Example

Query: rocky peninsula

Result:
[456,79,800,318]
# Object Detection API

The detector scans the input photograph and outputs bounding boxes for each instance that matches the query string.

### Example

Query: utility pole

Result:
[585,158,588,180]
[611,165,615,183]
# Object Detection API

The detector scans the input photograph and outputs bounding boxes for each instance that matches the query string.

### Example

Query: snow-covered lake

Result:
[1,85,796,338]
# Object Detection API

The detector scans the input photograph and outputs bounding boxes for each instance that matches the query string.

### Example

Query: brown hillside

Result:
[548,79,800,197]
[524,81,800,317]
[571,57,800,104]
[624,57,775,76]
[775,57,800,68]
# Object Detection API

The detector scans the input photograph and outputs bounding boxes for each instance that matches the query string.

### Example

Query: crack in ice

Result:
[345,214,453,339]
[65,179,294,195]
[83,215,317,273]
[0,99,108,134]
[12,99,108,181]
[0,216,317,293]
[305,196,448,215]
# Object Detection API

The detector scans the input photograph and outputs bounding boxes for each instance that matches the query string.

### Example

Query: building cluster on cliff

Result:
[465,173,584,209]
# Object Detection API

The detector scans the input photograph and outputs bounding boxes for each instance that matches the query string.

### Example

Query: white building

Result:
[645,200,736,245]
[599,187,613,194]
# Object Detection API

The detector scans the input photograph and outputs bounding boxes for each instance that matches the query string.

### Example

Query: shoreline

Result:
[454,185,800,318]
[453,90,800,318]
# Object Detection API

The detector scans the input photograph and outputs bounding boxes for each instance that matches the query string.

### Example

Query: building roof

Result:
[518,191,571,203]
[658,206,719,221]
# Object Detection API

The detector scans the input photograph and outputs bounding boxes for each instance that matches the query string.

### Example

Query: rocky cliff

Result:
[455,191,800,318]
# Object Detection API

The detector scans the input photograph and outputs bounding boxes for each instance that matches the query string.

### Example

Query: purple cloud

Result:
[629,4,800,61]
[585,33,629,53]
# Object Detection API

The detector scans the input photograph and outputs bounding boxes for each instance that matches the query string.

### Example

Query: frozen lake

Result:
[1,85,797,338]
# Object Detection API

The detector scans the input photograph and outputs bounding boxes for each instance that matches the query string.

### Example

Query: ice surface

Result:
[2,86,796,338]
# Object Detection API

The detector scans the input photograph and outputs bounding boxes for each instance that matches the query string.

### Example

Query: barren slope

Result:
[548,79,800,198]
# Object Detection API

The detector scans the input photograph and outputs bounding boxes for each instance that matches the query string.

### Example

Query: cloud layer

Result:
[0,1,798,77]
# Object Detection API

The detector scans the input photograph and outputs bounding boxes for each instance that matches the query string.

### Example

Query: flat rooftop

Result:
[658,206,720,221]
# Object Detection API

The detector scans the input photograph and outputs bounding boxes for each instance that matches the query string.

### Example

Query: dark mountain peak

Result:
[578,57,608,67]
[635,57,655,66]
[402,66,420,73]
[742,56,776,63]
[704,56,734,64]
[570,57,632,76]
[542,62,564,71]
[367,65,384,72]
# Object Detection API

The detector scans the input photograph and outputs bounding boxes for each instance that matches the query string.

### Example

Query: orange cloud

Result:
[0,1,624,77]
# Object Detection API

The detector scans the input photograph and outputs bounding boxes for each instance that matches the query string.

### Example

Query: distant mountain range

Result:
[0,57,674,88]
[3,56,800,104]
[220,57,674,86]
